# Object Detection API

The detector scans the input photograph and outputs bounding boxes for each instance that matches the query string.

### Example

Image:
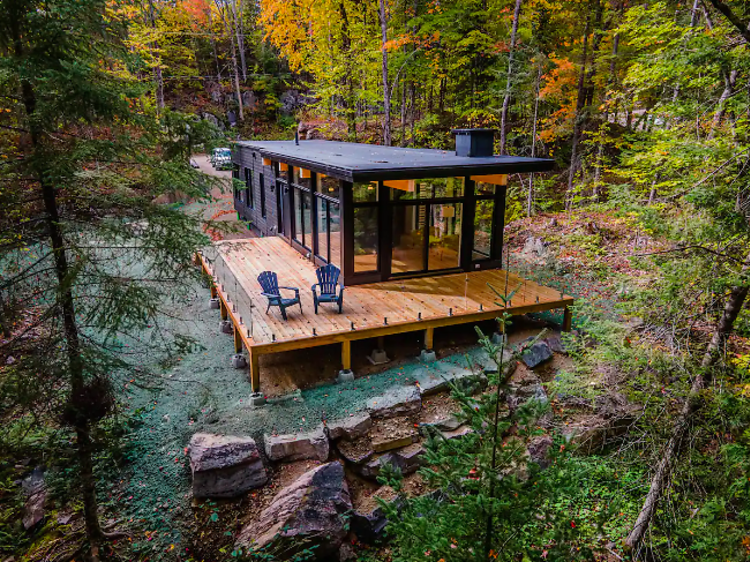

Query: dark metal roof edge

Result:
[235,142,555,182]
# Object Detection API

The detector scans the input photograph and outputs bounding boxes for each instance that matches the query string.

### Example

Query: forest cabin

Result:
[199,130,573,392]
[230,129,555,286]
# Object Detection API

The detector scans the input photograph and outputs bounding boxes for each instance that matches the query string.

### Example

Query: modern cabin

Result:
[199,130,572,393]
[230,129,554,287]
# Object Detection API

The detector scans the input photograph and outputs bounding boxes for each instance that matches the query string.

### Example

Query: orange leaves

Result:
[539,54,576,101]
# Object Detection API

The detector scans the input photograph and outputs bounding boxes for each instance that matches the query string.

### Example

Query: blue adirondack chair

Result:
[257,271,302,321]
[311,264,345,314]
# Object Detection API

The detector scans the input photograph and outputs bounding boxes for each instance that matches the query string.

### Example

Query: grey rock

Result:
[367,386,421,419]
[236,462,351,560]
[527,435,554,469]
[327,413,372,440]
[241,90,258,112]
[227,110,237,127]
[21,467,46,530]
[264,427,329,462]
[338,542,357,561]
[545,334,567,354]
[357,444,424,480]
[519,338,553,368]
[419,415,462,435]
[189,433,267,498]
[441,426,474,441]
[350,505,389,544]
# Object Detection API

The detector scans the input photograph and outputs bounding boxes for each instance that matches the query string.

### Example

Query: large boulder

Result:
[367,386,421,419]
[236,462,352,560]
[264,427,329,462]
[519,338,553,369]
[189,433,267,499]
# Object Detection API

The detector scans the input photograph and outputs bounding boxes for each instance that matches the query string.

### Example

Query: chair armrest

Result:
[261,292,281,301]
[311,283,318,294]
[278,286,300,297]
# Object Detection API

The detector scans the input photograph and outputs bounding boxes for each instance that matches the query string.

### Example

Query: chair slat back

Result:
[316,264,340,295]
[257,271,280,296]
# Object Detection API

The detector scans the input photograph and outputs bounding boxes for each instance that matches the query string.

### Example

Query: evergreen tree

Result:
[0,0,219,558]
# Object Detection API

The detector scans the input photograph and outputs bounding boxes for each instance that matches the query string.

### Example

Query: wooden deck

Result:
[199,237,573,392]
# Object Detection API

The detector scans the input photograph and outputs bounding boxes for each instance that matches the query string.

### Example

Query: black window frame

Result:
[244,167,254,209]
[259,173,266,219]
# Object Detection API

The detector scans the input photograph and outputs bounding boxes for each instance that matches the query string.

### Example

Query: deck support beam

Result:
[220,300,228,321]
[563,306,573,332]
[233,325,243,353]
[424,327,434,351]
[210,285,218,299]
[341,340,351,371]
[248,349,260,392]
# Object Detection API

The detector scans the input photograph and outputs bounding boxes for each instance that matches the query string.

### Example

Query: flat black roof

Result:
[235,140,554,182]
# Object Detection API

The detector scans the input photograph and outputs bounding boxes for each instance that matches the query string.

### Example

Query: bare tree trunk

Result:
[566,13,591,211]
[216,0,244,122]
[500,0,522,155]
[207,7,222,81]
[593,1,622,198]
[624,255,750,552]
[709,69,737,137]
[378,0,391,145]
[527,62,542,216]
[147,0,164,114]
[235,0,247,82]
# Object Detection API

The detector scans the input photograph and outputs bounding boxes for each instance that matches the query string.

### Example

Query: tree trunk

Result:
[624,254,750,552]
[566,13,591,210]
[235,0,247,82]
[378,0,391,145]
[527,62,542,216]
[216,0,244,121]
[147,0,164,114]
[594,3,622,199]
[500,0,522,155]
[709,69,737,137]
[207,7,222,81]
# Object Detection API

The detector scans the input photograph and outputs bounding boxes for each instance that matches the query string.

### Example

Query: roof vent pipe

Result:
[451,128,495,157]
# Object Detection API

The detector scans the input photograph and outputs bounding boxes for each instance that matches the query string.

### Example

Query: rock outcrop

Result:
[22,467,46,530]
[189,433,267,498]
[327,413,372,440]
[236,462,352,560]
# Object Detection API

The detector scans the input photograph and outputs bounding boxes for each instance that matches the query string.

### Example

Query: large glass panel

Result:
[353,181,378,202]
[473,199,494,260]
[317,175,340,199]
[429,203,462,270]
[317,200,329,261]
[293,167,313,190]
[302,190,313,248]
[329,201,341,266]
[389,179,429,200]
[391,204,426,274]
[353,207,378,272]
[475,181,496,196]
[433,177,464,198]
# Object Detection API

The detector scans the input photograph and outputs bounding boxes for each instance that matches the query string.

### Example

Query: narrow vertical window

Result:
[260,173,266,218]
[244,167,254,209]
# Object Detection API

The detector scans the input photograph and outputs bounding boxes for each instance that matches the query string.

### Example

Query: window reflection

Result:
[392,205,426,274]
[429,203,462,270]
[353,207,378,272]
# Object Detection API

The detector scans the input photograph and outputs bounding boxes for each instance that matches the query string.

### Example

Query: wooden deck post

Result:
[220,300,228,321]
[233,324,243,353]
[248,348,260,392]
[563,306,573,332]
[342,340,351,371]
[424,326,434,350]
[210,285,218,298]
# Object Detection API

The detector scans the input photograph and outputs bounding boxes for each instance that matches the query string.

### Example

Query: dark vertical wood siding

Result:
[232,145,279,236]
